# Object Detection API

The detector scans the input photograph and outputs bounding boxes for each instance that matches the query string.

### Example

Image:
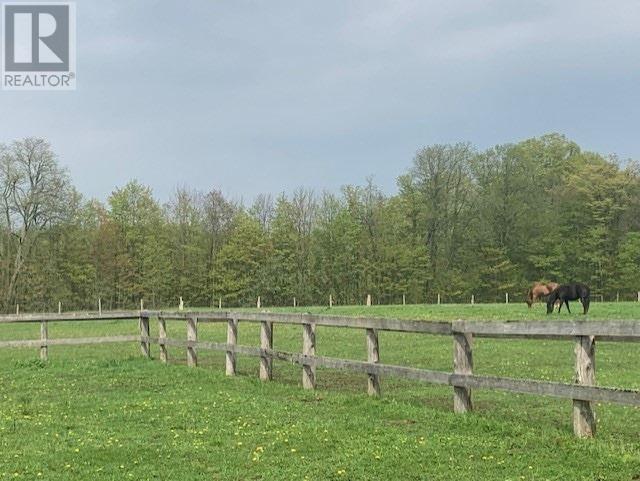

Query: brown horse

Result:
[526,282,559,308]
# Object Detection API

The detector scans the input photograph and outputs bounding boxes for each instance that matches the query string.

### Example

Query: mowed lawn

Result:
[0,302,639,480]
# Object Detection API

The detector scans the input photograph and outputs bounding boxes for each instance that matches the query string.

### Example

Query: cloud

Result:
[1,0,639,202]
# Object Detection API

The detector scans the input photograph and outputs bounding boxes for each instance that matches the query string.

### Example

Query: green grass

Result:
[237,299,640,321]
[0,303,639,480]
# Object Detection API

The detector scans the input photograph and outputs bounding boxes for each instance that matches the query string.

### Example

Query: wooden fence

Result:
[1,310,639,438]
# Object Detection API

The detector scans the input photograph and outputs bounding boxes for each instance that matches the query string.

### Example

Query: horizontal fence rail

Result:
[0,311,140,323]
[1,309,639,438]
[139,336,640,406]
[148,311,640,340]
[0,335,139,349]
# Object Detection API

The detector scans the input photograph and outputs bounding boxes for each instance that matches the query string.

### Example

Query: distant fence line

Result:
[7,289,640,315]
[1,310,639,438]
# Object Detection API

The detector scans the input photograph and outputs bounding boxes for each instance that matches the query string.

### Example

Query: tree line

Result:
[1,134,639,312]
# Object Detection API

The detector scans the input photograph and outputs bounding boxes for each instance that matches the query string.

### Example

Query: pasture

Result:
[0,302,639,480]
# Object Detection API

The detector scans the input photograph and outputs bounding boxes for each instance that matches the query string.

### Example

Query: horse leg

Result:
[557,301,562,313]
[565,300,571,314]
[582,297,590,315]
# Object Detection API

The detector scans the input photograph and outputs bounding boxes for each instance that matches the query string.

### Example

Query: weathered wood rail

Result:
[1,310,639,437]
[0,312,140,351]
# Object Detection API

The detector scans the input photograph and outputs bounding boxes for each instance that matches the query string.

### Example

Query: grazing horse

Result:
[526,282,559,308]
[546,283,590,315]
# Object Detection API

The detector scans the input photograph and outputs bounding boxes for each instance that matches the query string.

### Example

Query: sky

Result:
[1,0,640,203]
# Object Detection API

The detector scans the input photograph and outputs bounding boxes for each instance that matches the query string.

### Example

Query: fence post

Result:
[437,293,441,305]
[329,294,333,308]
[505,292,509,304]
[187,315,198,367]
[366,328,380,396]
[573,335,596,437]
[471,295,474,305]
[452,321,473,413]
[98,298,102,315]
[302,322,316,389]
[158,316,168,363]
[139,312,150,358]
[638,291,640,302]
[58,301,61,314]
[402,294,406,306]
[366,294,372,307]
[259,321,273,381]
[226,318,238,376]
[40,320,48,361]
[16,304,19,315]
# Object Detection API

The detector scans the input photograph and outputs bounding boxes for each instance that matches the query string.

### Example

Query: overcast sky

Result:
[2,0,640,202]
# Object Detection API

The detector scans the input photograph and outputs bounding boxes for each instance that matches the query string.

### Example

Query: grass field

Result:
[0,302,638,480]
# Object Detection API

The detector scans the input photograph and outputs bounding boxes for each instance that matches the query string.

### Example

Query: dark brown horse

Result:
[547,283,590,315]
[526,282,559,308]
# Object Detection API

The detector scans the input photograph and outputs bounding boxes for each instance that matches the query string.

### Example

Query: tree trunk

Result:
[5,236,25,309]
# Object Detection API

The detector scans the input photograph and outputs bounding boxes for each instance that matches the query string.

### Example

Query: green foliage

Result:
[2,133,640,311]
[615,233,640,296]
[213,213,268,306]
